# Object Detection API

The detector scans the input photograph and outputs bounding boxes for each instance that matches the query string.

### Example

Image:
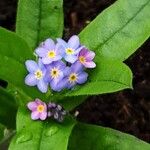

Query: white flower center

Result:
[68,73,78,83]
[34,70,43,79]
[50,68,60,79]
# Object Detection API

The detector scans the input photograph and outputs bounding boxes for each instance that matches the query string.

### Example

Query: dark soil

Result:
[0,0,150,143]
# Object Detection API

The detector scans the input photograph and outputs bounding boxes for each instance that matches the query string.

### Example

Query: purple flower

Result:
[25,59,48,93]
[47,102,67,122]
[35,38,63,65]
[78,48,96,68]
[57,35,83,64]
[58,62,88,89]
[27,99,47,120]
[45,61,66,92]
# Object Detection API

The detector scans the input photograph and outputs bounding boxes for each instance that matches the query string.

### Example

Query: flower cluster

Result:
[25,35,96,93]
[27,99,67,122]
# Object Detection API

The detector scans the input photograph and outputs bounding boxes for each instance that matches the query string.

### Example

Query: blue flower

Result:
[45,61,66,92]
[25,59,48,93]
[58,62,88,89]
[35,38,64,65]
[57,35,83,64]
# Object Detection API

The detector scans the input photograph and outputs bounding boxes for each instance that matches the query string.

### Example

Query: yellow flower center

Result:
[34,70,43,79]
[47,51,56,58]
[50,68,59,79]
[66,48,74,55]
[79,56,86,64]
[37,105,45,113]
[69,73,78,83]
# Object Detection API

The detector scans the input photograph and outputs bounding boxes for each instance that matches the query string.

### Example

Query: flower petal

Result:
[31,111,40,120]
[68,35,80,49]
[27,102,37,111]
[37,80,48,93]
[79,48,88,56]
[55,43,65,56]
[54,61,66,70]
[35,99,43,105]
[53,55,62,61]
[64,55,78,63]
[25,60,38,73]
[84,61,96,68]
[57,38,68,48]
[54,78,68,91]
[25,74,37,86]
[63,67,71,76]
[38,58,46,70]
[71,62,83,73]
[42,57,53,64]
[39,112,47,120]
[85,51,95,61]
[77,72,88,84]
[50,82,62,92]
[35,47,47,57]
[42,38,55,50]
[74,46,83,55]
[67,82,76,89]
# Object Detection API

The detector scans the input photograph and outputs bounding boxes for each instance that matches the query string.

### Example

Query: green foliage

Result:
[68,123,150,150]
[58,0,150,108]
[79,0,150,61]
[9,107,76,150]
[0,27,48,101]
[0,0,150,149]
[61,58,132,97]
[59,96,87,110]
[0,88,17,128]
[0,28,33,63]
[16,0,64,49]
[0,124,4,141]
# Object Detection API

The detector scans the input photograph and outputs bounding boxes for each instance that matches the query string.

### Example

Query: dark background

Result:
[0,0,150,143]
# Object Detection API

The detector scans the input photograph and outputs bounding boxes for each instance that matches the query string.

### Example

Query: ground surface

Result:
[0,0,150,143]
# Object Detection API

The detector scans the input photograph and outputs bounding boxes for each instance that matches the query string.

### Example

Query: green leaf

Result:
[9,107,76,150]
[59,96,87,110]
[16,0,64,49]
[60,58,132,97]
[79,0,150,61]
[0,28,47,101]
[0,27,33,63]
[0,88,17,128]
[0,124,4,141]
[68,123,150,150]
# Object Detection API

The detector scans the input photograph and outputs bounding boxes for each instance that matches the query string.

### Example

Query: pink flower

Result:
[27,99,47,120]
[78,48,96,68]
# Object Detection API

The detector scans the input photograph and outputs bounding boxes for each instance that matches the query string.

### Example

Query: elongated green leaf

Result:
[68,123,150,150]
[79,0,150,61]
[0,28,47,101]
[0,27,33,63]
[0,88,17,128]
[16,0,64,49]
[57,58,132,97]
[9,107,76,150]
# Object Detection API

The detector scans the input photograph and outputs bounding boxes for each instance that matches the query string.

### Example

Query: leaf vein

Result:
[97,0,150,54]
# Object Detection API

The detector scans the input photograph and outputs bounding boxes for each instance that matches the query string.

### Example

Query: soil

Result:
[0,0,150,143]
